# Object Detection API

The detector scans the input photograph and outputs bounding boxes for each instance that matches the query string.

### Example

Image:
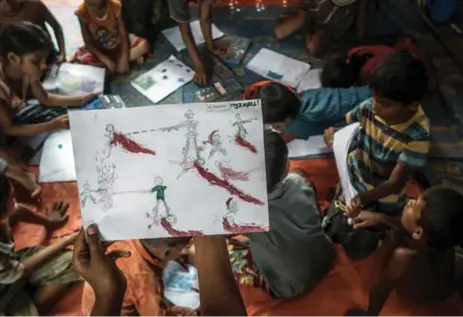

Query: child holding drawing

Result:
[167,0,227,84]
[0,22,97,199]
[73,0,151,74]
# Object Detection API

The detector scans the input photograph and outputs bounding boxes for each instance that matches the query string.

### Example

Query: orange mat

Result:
[10,160,463,316]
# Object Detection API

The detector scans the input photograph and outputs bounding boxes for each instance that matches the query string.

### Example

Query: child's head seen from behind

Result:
[264,130,289,193]
[250,82,300,132]
[401,186,463,250]
[142,237,191,263]
[84,0,106,11]
[321,54,373,88]
[0,21,52,80]
[370,50,428,124]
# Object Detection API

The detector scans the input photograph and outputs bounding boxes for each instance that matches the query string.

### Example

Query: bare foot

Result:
[306,29,330,56]
[45,201,70,231]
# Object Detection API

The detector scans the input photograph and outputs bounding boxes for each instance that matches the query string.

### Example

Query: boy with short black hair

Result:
[347,186,463,315]
[229,130,334,299]
[328,50,431,218]
[167,0,225,84]
[248,81,371,142]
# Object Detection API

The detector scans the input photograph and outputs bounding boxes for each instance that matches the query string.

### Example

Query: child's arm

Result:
[352,210,402,231]
[30,79,96,108]
[115,10,130,74]
[21,232,77,277]
[41,2,66,62]
[77,18,116,73]
[199,0,226,55]
[179,23,208,84]
[0,103,66,136]
[195,235,247,316]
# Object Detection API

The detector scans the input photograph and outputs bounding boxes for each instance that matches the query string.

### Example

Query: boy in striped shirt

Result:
[325,50,430,222]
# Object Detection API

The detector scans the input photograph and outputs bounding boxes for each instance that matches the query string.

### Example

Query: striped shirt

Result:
[346,98,431,215]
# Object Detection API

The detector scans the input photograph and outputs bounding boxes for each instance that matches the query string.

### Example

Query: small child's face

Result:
[12,50,49,81]
[401,196,426,240]
[372,95,418,124]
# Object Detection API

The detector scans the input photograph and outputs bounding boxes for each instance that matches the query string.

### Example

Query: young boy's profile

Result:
[346,186,463,315]
[326,50,431,218]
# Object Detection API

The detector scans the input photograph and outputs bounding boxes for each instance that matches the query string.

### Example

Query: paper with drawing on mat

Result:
[39,130,76,183]
[69,100,269,240]
[162,20,224,51]
[287,135,331,158]
[246,48,311,88]
[332,123,360,204]
[131,55,194,104]
[296,68,322,93]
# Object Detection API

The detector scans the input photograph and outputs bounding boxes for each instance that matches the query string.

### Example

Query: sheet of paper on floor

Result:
[39,130,76,183]
[131,55,194,104]
[162,20,224,51]
[296,68,322,93]
[332,123,360,204]
[163,261,200,309]
[287,135,331,158]
[246,48,311,88]
[42,63,105,96]
[69,100,269,240]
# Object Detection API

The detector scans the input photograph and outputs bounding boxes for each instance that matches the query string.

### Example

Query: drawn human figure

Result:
[207,130,227,158]
[216,160,253,181]
[146,176,177,228]
[103,124,156,159]
[225,197,239,225]
[96,163,118,211]
[80,182,98,207]
[232,114,256,138]
[159,109,202,164]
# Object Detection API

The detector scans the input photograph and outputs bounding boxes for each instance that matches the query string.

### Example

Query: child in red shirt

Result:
[72,0,150,75]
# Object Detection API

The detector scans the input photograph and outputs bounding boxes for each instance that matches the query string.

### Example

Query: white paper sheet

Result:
[131,55,194,104]
[39,130,76,183]
[296,68,322,93]
[163,261,200,309]
[246,48,311,88]
[69,100,269,240]
[162,20,224,51]
[332,123,360,204]
[42,63,105,96]
[287,135,331,158]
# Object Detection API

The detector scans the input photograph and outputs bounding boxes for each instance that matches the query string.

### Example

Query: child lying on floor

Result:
[325,50,430,218]
[0,0,66,65]
[346,186,463,315]
[274,0,360,55]
[167,0,226,84]
[246,81,371,142]
[0,22,98,200]
[321,38,435,90]
[228,129,334,299]
[73,0,151,74]
[0,171,81,316]
[81,237,197,316]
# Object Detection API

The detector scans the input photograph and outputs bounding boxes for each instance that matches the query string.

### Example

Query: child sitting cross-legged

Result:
[325,50,431,219]
[81,237,198,316]
[73,0,151,75]
[346,186,463,315]
[0,170,82,316]
[228,130,335,299]
[247,81,371,143]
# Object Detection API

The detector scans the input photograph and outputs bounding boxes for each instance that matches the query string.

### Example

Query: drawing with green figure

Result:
[146,176,177,228]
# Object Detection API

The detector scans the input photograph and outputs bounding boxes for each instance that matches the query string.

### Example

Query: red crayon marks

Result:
[235,135,257,153]
[194,162,264,206]
[222,217,266,234]
[160,218,204,237]
[219,165,250,181]
[111,132,156,156]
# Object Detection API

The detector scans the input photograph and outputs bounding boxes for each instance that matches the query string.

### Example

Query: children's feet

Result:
[45,201,70,231]
[305,29,330,56]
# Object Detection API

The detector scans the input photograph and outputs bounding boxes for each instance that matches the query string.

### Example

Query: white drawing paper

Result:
[332,123,360,204]
[296,68,322,93]
[42,63,105,96]
[131,55,194,104]
[69,100,269,240]
[162,20,225,52]
[163,261,199,309]
[287,135,331,158]
[246,48,311,88]
[39,130,76,183]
